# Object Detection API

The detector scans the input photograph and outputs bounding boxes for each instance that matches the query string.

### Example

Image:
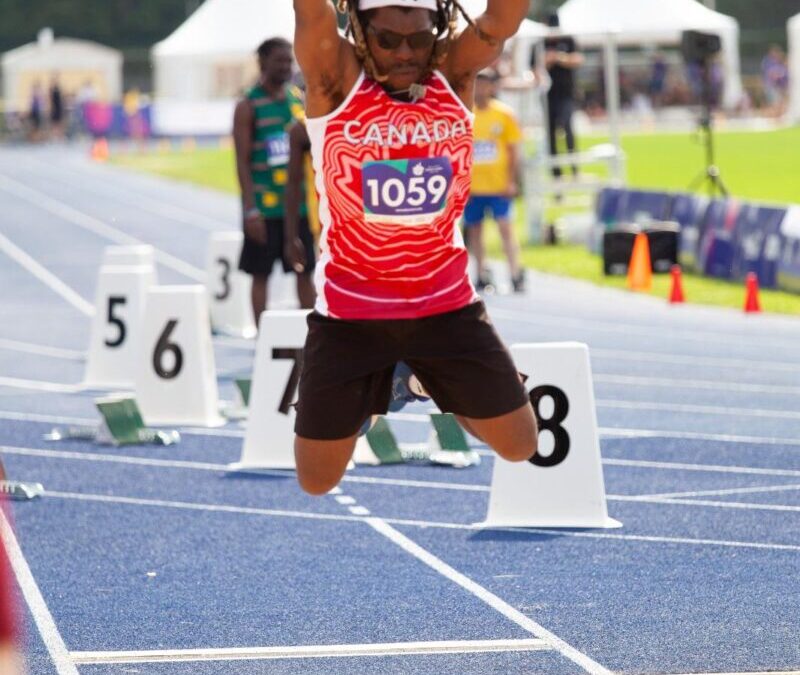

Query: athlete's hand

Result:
[244,210,267,245]
[285,236,307,274]
[506,182,520,199]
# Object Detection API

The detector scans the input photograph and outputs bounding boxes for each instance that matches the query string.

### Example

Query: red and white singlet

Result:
[306,71,478,319]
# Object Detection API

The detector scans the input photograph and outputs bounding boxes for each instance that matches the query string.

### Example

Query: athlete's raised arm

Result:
[442,0,530,101]
[293,0,360,117]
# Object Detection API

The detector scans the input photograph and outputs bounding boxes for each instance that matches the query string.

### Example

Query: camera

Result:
[681,30,722,63]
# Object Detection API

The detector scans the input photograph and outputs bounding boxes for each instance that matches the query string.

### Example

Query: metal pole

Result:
[602,33,623,183]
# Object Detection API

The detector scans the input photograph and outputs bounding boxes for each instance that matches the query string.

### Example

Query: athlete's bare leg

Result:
[296,271,316,309]
[295,434,359,495]
[456,402,537,463]
[465,223,486,279]
[496,216,521,279]
[251,274,268,325]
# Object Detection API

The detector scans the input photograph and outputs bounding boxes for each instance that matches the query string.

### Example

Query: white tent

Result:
[789,13,800,124]
[152,0,295,102]
[557,0,743,110]
[151,0,297,134]
[1,33,122,113]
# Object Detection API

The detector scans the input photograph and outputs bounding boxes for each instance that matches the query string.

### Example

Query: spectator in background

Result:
[761,45,789,117]
[463,69,525,293]
[75,80,97,135]
[49,76,64,140]
[27,82,44,142]
[531,12,584,179]
[648,53,668,108]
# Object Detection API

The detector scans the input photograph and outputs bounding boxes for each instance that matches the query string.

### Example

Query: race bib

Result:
[265,132,290,167]
[362,157,453,225]
[473,141,499,164]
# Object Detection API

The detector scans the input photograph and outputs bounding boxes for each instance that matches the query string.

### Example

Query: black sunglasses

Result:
[366,25,437,51]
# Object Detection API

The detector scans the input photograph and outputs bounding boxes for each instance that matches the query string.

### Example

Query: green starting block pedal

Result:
[45,395,180,447]
[219,379,251,421]
[352,417,405,466]
[235,379,251,407]
[427,413,481,468]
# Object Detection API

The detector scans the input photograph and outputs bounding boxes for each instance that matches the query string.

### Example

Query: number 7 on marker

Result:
[272,348,304,415]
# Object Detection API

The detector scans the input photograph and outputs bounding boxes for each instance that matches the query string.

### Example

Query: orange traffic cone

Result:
[90,137,109,162]
[669,264,685,304]
[744,272,761,313]
[627,232,652,292]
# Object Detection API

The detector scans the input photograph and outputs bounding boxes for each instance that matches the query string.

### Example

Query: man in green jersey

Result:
[234,37,316,323]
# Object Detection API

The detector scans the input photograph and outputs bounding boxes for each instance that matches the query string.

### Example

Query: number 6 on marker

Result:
[153,319,184,380]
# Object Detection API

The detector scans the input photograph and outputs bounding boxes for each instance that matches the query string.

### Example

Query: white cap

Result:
[359,0,438,10]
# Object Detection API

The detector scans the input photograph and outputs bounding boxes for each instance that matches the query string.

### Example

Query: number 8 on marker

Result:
[528,385,570,468]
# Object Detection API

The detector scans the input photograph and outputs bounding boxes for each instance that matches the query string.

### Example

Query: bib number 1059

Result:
[365,174,448,210]
[362,157,452,225]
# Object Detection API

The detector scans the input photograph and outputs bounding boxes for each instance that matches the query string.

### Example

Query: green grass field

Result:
[112,127,800,314]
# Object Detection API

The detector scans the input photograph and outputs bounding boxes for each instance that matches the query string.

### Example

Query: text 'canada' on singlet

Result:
[305,71,477,320]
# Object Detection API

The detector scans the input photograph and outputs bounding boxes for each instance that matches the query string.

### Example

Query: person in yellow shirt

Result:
[464,69,525,293]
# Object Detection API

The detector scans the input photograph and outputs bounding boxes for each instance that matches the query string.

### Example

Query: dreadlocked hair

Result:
[335,0,477,84]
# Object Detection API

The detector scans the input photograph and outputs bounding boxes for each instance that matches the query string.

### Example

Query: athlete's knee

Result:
[294,436,354,496]
[493,434,537,463]
[296,470,340,496]
[489,407,539,463]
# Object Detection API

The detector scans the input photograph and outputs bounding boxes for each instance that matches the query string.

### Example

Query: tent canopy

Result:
[153,0,295,59]
[789,14,800,124]
[556,0,743,108]
[1,37,122,112]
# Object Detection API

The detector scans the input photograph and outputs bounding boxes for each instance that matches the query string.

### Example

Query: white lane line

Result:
[0,377,84,394]
[643,484,800,500]
[9,445,800,492]
[614,495,800,514]
[349,505,371,516]
[70,638,549,664]
[591,347,800,374]
[367,518,613,675]
[491,308,800,353]
[0,411,95,425]
[0,446,229,473]
[0,231,94,316]
[670,671,800,675]
[335,496,357,505]
[0,339,85,361]
[0,174,204,282]
[598,427,800,447]
[598,399,800,421]
[604,458,800,479]
[0,511,79,675]
[594,373,800,397]
[5,409,800,449]
[41,491,800,552]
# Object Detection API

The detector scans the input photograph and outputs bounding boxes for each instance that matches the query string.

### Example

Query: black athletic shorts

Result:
[294,301,530,440]
[238,216,316,277]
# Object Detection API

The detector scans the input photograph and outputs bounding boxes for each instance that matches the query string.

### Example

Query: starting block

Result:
[231,310,308,470]
[205,231,257,338]
[135,285,225,427]
[480,342,621,529]
[353,414,480,468]
[353,418,405,465]
[45,395,180,446]
[83,264,156,389]
[0,480,44,501]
